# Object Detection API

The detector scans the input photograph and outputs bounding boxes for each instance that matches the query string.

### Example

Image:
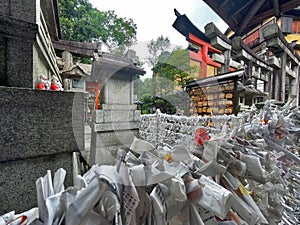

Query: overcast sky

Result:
[89,0,228,78]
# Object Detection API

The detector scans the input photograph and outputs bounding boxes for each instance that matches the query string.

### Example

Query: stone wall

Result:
[0,86,84,214]
[7,36,36,88]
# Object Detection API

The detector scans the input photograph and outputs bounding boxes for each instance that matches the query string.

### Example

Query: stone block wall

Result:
[0,86,84,214]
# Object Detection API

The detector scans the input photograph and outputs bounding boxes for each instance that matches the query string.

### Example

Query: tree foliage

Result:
[146,35,171,68]
[162,49,197,88]
[151,49,197,95]
[140,39,199,114]
[140,78,154,97]
[58,0,137,52]
[145,35,171,95]
[140,94,176,115]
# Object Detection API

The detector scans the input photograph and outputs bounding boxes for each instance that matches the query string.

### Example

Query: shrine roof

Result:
[186,69,244,89]
[203,0,300,37]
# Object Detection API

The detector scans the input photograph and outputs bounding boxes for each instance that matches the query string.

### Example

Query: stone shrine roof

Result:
[93,52,146,76]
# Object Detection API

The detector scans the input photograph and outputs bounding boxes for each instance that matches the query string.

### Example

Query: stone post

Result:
[273,66,282,101]
[264,71,272,98]
[289,65,300,106]
[205,22,232,73]
[280,52,287,102]
[62,51,74,70]
[263,23,300,105]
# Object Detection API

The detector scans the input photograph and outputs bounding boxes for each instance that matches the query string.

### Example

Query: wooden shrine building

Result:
[173,1,300,115]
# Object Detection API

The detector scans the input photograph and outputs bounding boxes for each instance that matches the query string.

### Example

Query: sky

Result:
[89,0,228,78]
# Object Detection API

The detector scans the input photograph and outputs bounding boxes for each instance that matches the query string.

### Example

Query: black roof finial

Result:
[174,8,181,17]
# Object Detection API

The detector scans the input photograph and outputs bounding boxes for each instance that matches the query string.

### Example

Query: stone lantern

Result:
[89,51,145,165]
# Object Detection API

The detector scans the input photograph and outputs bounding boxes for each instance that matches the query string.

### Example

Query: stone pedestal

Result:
[90,106,140,165]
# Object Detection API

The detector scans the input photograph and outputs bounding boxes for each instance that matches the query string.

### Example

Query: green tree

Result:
[151,49,198,115]
[146,35,171,68]
[152,48,197,95]
[146,35,171,95]
[58,0,137,53]
[140,94,176,115]
[140,78,154,97]
[162,49,197,89]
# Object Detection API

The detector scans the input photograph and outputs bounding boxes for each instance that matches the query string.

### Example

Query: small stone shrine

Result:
[89,50,145,165]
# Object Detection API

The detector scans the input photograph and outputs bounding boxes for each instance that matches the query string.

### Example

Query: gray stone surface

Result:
[0,35,5,85]
[90,129,139,165]
[102,73,133,105]
[90,108,141,165]
[0,152,73,214]
[7,38,35,88]
[90,145,119,166]
[0,14,38,40]
[0,0,37,24]
[0,15,38,88]
[0,87,84,214]
[0,87,84,161]
[94,129,137,147]
[94,109,140,123]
